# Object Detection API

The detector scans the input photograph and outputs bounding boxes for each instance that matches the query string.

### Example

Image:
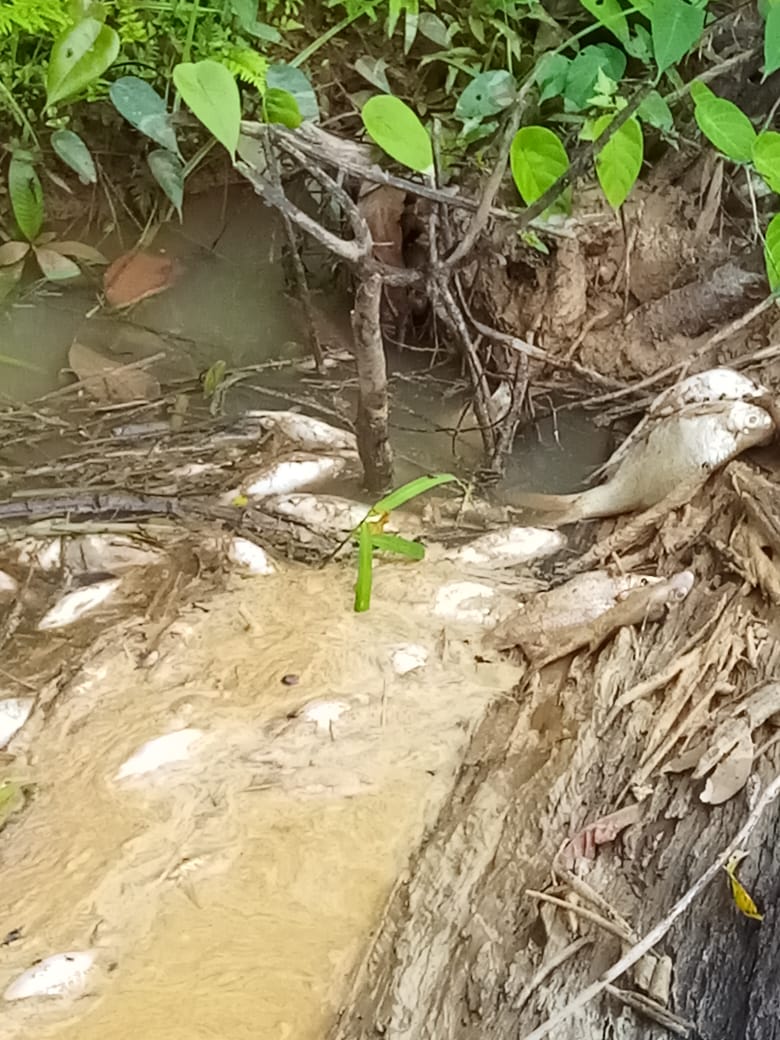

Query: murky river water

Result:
[0,186,606,1037]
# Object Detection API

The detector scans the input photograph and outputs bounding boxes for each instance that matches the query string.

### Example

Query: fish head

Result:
[725,402,775,449]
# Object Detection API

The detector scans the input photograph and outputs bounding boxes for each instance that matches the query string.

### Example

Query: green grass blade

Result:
[371,473,459,515]
[354,521,374,612]
[370,533,425,559]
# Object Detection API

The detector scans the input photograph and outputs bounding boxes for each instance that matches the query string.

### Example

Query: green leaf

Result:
[361,95,433,174]
[9,157,43,242]
[147,149,184,218]
[173,60,241,158]
[263,87,303,128]
[650,0,705,73]
[354,522,374,612]
[455,70,516,122]
[594,115,644,208]
[110,77,180,154]
[578,0,629,43]
[354,56,392,93]
[693,88,757,162]
[202,360,227,398]
[765,5,780,77]
[563,44,626,111]
[535,53,570,104]
[765,212,780,291]
[266,64,319,122]
[33,246,81,280]
[371,473,458,514]
[46,18,119,107]
[418,12,451,46]
[51,129,97,184]
[228,0,281,41]
[370,533,425,559]
[753,131,780,192]
[637,90,674,132]
[510,126,570,205]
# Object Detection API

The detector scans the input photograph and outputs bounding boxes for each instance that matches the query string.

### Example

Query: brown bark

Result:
[352,272,393,493]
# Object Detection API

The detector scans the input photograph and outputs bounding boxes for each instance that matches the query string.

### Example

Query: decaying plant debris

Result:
[322,459,780,1040]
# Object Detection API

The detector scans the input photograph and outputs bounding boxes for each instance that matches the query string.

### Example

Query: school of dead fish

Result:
[0,368,776,1006]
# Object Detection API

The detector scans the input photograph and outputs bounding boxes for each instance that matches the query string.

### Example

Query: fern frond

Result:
[220,47,268,92]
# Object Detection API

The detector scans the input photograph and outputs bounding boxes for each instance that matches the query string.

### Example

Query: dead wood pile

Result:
[329,460,780,1040]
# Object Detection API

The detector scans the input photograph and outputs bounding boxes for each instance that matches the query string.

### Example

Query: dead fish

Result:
[433,580,498,625]
[0,698,34,749]
[595,368,770,480]
[242,410,357,452]
[443,526,566,569]
[64,534,164,573]
[488,570,664,651]
[228,537,275,574]
[221,453,353,504]
[519,570,694,667]
[37,577,121,630]
[510,400,774,525]
[260,493,373,535]
[0,571,18,597]
[116,728,204,779]
[4,951,96,1001]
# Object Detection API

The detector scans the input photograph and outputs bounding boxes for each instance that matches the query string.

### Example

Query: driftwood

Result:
[327,461,780,1040]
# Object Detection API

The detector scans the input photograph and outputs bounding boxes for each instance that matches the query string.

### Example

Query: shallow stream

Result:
[0,185,608,1038]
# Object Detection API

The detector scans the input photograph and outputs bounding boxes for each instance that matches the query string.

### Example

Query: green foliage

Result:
[361,95,434,174]
[593,115,644,209]
[510,127,570,208]
[691,82,757,163]
[766,212,780,292]
[353,474,459,613]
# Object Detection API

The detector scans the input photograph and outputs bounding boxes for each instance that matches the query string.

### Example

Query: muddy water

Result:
[1,558,520,1038]
[1,185,603,1037]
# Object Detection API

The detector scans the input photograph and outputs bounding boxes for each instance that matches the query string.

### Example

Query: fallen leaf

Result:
[724,852,763,921]
[103,249,179,308]
[358,184,406,268]
[557,801,644,871]
[700,726,754,805]
[0,241,30,266]
[68,340,161,403]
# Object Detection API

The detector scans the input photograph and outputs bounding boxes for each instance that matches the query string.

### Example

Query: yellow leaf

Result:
[231,494,248,508]
[724,855,763,921]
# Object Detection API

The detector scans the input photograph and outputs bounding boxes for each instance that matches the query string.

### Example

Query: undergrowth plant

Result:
[351,473,460,612]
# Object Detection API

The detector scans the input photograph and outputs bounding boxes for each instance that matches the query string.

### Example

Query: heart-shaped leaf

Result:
[361,95,433,174]
[650,0,705,73]
[354,56,392,93]
[46,18,120,106]
[455,70,516,122]
[110,77,180,154]
[173,60,241,158]
[266,64,319,122]
[51,129,97,183]
[594,115,644,208]
[263,87,303,128]
[510,126,570,205]
[8,156,44,242]
[147,149,184,218]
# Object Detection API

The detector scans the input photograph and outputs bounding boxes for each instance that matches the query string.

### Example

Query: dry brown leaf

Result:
[103,249,179,308]
[68,341,161,404]
[738,681,780,730]
[700,725,754,805]
[557,802,644,871]
[357,184,406,268]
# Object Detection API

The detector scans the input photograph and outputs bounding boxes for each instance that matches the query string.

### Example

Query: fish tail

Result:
[508,491,582,526]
